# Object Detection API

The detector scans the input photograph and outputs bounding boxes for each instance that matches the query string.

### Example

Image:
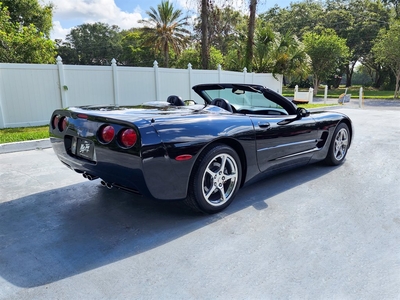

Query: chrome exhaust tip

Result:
[100,180,113,189]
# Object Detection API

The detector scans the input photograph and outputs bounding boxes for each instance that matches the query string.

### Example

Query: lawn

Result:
[283,85,396,99]
[0,125,49,144]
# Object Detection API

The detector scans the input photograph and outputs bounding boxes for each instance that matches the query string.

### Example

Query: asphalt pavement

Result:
[0,105,399,299]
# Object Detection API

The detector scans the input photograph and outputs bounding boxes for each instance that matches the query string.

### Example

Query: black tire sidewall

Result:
[326,123,349,166]
[191,145,242,213]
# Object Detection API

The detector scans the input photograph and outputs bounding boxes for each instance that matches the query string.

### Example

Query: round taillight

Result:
[60,116,68,132]
[119,128,137,148]
[52,115,59,129]
[101,125,115,143]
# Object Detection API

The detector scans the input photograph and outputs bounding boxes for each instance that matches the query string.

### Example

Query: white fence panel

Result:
[117,67,156,105]
[219,70,244,83]
[64,66,114,107]
[0,60,282,128]
[251,73,283,94]
[190,69,220,103]
[0,64,61,127]
[158,68,190,101]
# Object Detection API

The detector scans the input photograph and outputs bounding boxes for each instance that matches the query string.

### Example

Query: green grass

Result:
[297,103,337,109]
[0,125,49,144]
[283,85,397,99]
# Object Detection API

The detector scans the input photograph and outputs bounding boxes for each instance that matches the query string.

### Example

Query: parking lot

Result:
[0,106,399,299]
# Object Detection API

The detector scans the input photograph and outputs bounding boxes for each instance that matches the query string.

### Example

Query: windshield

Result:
[203,88,284,110]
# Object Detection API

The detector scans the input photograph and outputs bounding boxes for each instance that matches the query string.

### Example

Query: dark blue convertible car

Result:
[50,83,352,213]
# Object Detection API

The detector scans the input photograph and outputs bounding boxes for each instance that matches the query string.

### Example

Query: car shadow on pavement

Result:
[0,162,337,288]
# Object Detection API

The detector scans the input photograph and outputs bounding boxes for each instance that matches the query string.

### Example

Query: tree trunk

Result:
[200,0,210,70]
[245,0,257,72]
[395,73,400,99]
[346,62,356,87]
[164,43,169,68]
[313,74,319,96]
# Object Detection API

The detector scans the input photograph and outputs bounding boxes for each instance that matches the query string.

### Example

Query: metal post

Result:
[56,56,68,108]
[111,58,119,107]
[153,61,160,101]
[0,64,5,128]
[188,63,194,99]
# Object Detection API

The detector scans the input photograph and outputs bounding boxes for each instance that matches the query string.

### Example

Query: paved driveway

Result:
[0,107,399,299]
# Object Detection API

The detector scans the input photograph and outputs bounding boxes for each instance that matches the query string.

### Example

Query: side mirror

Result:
[297,107,310,118]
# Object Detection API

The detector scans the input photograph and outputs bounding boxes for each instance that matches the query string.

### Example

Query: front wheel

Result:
[324,123,350,166]
[185,145,242,214]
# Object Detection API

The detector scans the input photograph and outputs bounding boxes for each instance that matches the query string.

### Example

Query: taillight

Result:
[60,116,68,132]
[119,128,137,148]
[52,115,68,132]
[100,125,115,144]
[52,115,59,129]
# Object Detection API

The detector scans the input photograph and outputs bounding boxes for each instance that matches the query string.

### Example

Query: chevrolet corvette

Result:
[50,83,352,213]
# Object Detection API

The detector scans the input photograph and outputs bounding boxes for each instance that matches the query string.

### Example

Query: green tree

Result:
[382,0,400,18]
[1,0,53,37]
[55,40,79,64]
[324,0,390,86]
[140,0,189,68]
[252,23,276,73]
[271,32,310,82]
[0,4,55,63]
[303,29,349,95]
[372,20,400,98]
[174,46,223,69]
[63,22,122,65]
[119,29,154,66]
[193,5,245,56]
[260,0,325,39]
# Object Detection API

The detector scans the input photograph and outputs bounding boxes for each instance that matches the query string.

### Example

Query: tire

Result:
[185,144,242,214]
[324,123,350,166]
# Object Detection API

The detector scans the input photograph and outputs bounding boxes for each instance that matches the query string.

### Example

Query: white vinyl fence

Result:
[0,57,283,128]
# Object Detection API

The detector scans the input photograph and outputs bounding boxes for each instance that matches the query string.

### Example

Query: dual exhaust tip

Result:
[82,173,113,189]
[100,180,113,189]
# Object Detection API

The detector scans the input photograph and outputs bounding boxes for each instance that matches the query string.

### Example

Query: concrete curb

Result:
[0,139,51,154]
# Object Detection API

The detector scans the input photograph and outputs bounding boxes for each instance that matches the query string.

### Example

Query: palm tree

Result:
[139,1,190,68]
[200,0,211,69]
[245,0,257,72]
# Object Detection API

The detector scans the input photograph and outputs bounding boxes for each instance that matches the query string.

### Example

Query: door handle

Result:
[258,122,270,128]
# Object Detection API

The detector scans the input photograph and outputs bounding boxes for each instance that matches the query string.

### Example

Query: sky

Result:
[49,0,292,40]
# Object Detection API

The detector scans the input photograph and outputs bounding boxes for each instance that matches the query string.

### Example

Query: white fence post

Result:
[153,61,160,101]
[359,87,363,108]
[0,95,4,129]
[111,58,119,107]
[188,63,194,99]
[243,67,247,83]
[56,56,68,108]
[324,85,328,104]
[0,65,4,128]
[308,87,314,103]
[218,64,222,83]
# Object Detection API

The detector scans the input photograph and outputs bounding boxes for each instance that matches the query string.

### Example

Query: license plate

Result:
[75,138,95,160]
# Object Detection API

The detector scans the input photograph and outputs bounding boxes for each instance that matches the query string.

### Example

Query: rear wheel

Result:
[185,144,242,214]
[324,123,350,166]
